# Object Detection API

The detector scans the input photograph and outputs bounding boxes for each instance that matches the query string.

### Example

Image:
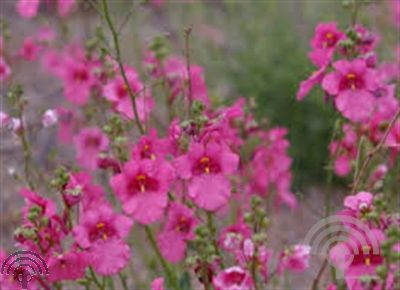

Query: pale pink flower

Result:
[42,109,58,128]
[47,250,88,282]
[213,266,254,290]
[279,244,311,273]
[74,127,109,170]
[17,0,40,19]
[151,277,165,290]
[157,203,198,263]
[0,57,11,81]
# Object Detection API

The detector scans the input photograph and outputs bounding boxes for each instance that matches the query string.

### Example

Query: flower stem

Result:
[101,0,145,135]
[88,267,104,290]
[206,212,225,268]
[144,225,180,290]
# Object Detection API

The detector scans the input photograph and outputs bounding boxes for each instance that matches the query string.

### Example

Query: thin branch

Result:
[101,0,145,135]
[184,25,193,116]
[351,109,400,193]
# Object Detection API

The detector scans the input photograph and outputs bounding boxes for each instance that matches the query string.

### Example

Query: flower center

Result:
[84,136,101,148]
[117,83,129,99]
[323,32,337,48]
[89,222,115,242]
[73,68,89,83]
[128,173,159,194]
[175,216,191,233]
[194,156,221,175]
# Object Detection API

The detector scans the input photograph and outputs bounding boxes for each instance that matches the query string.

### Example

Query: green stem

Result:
[101,0,145,135]
[351,0,359,26]
[206,212,225,268]
[144,226,180,290]
[88,267,104,290]
[17,101,35,190]
[250,250,261,290]
[118,273,128,290]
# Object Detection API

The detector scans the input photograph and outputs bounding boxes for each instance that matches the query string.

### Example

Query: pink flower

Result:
[58,0,76,17]
[329,229,385,290]
[157,203,198,263]
[157,56,210,107]
[219,218,251,252]
[296,66,326,101]
[111,159,175,224]
[66,172,106,208]
[17,0,40,19]
[0,57,11,81]
[103,67,154,121]
[249,128,297,209]
[42,109,58,128]
[62,54,96,106]
[309,22,345,67]
[0,111,10,129]
[329,124,358,177]
[19,37,39,61]
[47,250,88,282]
[344,191,374,215]
[151,277,165,290]
[213,266,254,290]
[326,284,337,290]
[89,238,131,275]
[20,188,57,220]
[73,203,133,275]
[279,244,311,273]
[131,128,167,160]
[74,127,109,170]
[322,59,380,122]
[73,203,132,248]
[175,141,239,211]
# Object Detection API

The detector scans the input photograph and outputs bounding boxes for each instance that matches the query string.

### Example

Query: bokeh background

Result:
[1,0,398,287]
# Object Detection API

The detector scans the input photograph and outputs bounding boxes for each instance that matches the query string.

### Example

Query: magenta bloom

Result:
[73,202,133,275]
[157,203,198,263]
[329,124,358,177]
[309,22,344,67]
[330,229,385,290]
[131,128,167,160]
[219,218,251,252]
[296,66,326,101]
[0,57,11,81]
[111,159,175,224]
[175,141,239,211]
[62,54,96,106]
[58,0,76,17]
[63,172,106,208]
[151,277,165,290]
[103,67,154,122]
[278,244,311,273]
[249,128,297,209]
[344,191,374,216]
[17,0,40,19]
[47,250,88,282]
[322,59,379,122]
[213,266,254,290]
[20,188,56,220]
[74,127,109,170]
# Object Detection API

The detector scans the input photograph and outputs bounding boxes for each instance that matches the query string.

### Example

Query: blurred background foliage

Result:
[80,0,396,187]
